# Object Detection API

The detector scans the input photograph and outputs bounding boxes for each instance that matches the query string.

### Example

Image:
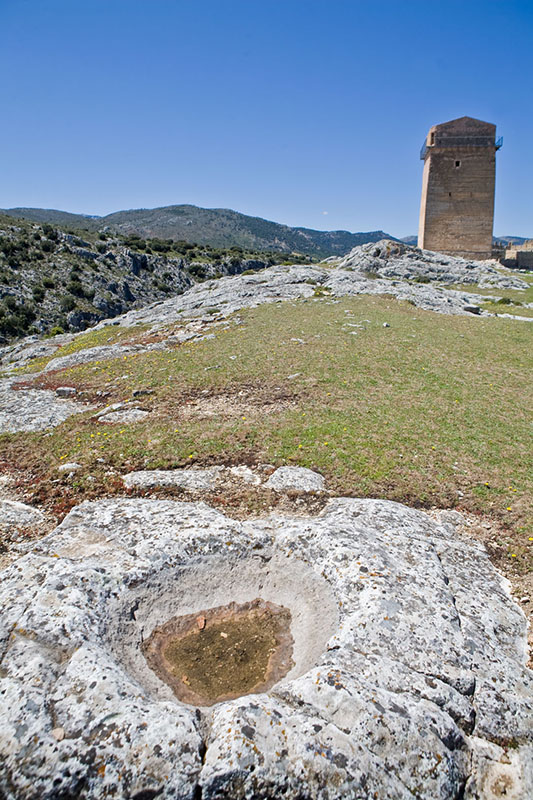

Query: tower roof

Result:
[431,116,496,134]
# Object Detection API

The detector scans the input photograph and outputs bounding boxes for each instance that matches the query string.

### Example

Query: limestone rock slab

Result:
[98,407,150,424]
[123,467,224,491]
[0,379,94,433]
[0,499,45,529]
[0,497,531,799]
[265,465,325,492]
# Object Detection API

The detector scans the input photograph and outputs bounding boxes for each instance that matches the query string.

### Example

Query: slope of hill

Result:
[1,205,397,258]
[0,212,300,341]
[3,208,99,228]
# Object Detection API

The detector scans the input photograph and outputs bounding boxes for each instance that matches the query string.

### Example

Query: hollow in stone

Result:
[142,598,294,705]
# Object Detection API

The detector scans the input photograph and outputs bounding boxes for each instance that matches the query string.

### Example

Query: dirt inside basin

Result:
[142,598,294,706]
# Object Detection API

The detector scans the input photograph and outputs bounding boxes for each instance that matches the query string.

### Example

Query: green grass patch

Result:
[14,324,152,374]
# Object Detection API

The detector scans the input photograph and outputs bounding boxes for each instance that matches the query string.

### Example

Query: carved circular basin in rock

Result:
[106,549,337,710]
[0,497,532,800]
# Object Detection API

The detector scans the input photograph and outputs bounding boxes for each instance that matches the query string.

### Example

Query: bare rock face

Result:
[0,497,531,799]
[0,378,94,433]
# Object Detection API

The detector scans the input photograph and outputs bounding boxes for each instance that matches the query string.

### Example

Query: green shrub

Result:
[0,299,36,337]
[189,264,207,279]
[46,325,65,337]
[66,280,84,297]
[42,225,58,241]
[151,240,171,253]
[42,277,55,289]
[60,295,77,312]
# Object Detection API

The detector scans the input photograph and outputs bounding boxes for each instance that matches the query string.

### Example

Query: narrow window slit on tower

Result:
[455,160,461,168]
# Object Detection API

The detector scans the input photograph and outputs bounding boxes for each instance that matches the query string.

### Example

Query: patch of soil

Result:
[143,598,294,706]
[167,382,302,419]
[126,480,330,520]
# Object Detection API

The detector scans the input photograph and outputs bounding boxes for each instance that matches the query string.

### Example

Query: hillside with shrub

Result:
[0,213,311,341]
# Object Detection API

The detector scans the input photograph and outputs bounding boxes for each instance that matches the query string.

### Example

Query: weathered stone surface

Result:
[0,498,45,529]
[42,343,149,373]
[57,462,82,473]
[0,499,47,568]
[227,465,262,485]
[0,378,94,433]
[110,247,532,333]
[98,407,150,424]
[336,240,528,289]
[123,467,223,491]
[265,465,325,492]
[54,386,77,398]
[1,497,531,799]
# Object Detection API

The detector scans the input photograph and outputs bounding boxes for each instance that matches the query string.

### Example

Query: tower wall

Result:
[418,117,498,259]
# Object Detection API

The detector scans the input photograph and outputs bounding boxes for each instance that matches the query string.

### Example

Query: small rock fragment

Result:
[58,462,82,473]
[51,728,65,742]
[55,386,77,398]
[98,408,149,424]
[265,466,325,493]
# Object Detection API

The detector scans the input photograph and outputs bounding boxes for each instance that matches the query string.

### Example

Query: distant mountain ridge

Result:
[401,234,532,247]
[2,205,397,258]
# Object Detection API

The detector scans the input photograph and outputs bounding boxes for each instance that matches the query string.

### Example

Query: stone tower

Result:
[418,116,502,259]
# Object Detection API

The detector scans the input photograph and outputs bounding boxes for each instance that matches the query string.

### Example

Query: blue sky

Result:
[1,0,532,237]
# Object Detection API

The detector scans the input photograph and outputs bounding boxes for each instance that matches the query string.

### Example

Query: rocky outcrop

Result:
[1,497,531,799]
[336,240,529,289]
[0,378,94,433]
[112,260,510,333]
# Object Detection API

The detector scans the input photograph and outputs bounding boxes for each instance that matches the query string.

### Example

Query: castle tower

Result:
[418,116,502,259]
